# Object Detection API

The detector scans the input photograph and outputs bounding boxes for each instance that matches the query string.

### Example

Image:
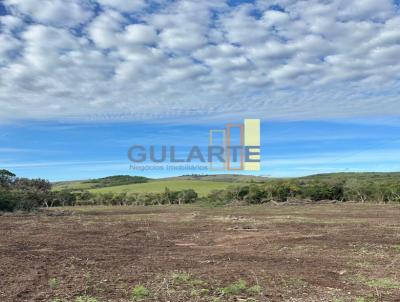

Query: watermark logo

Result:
[209,119,261,171]
[128,119,261,172]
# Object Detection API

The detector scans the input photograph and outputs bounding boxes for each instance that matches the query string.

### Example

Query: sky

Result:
[0,0,400,180]
[1,118,400,181]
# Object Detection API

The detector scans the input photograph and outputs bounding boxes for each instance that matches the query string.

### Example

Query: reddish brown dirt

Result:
[1,204,400,302]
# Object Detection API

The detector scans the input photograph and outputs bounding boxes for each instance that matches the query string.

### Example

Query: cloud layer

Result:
[0,0,400,123]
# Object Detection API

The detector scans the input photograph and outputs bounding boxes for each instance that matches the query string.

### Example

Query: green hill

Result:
[163,174,269,182]
[53,177,248,197]
[88,180,240,197]
[299,172,400,183]
[54,175,149,191]
[53,172,400,197]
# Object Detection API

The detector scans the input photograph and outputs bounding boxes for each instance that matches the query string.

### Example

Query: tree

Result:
[14,178,53,208]
[52,190,77,207]
[162,188,179,204]
[177,189,198,204]
[344,179,370,203]
[225,186,250,203]
[244,185,265,204]
[0,169,16,188]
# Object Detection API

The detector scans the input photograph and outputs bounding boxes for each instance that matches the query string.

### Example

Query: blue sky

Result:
[1,0,400,180]
[1,118,400,181]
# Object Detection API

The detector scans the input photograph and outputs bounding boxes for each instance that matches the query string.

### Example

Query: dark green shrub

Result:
[52,190,77,207]
[0,189,17,211]
[177,189,198,204]
[272,184,292,202]
[245,185,266,204]
[207,189,231,205]
[300,182,344,201]
[262,182,300,203]
[85,175,148,188]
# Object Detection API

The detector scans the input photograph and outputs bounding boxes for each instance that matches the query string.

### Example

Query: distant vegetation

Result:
[206,178,400,205]
[54,177,241,197]
[0,169,76,212]
[300,172,400,182]
[87,180,236,196]
[57,173,400,207]
[67,173,400,205]
[84,175,149,187]
[203,172,400,205]
[1,171,400,212]
[165,174,268,182]
[54,175,149,191]
[74,188,198,206]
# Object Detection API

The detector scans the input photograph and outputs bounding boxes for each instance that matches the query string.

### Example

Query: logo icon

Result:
[209,119,261,171]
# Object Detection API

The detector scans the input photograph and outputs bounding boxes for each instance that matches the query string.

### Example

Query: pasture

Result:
[54,179,244,197]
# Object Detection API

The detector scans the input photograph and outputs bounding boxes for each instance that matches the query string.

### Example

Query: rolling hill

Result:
[53,175,250,197]
[53,172,400,197]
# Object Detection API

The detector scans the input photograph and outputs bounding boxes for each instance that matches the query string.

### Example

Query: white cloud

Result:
[262,10,290,26]
[159,27,207,52]
[0,0,400,123]
[0,34,21,65]
[97,0,147,12]
[0,15,24,32]
[337,0,395,21]
[88,10,125,49]
[121,24,158,45]
[4,0,93,27]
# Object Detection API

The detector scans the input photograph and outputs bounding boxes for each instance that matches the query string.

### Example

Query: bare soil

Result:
[1,204,400,302]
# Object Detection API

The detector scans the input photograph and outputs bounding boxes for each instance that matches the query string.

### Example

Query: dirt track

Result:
[1,204,400,302]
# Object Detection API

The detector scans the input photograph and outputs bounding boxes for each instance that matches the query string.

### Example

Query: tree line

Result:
[1,169,400,212]
[73,188,198,206]
[207,179,400,204]
[0,169,77,212]
[63,179,400,206]
[1,169,49,211]
[0,169,198,211]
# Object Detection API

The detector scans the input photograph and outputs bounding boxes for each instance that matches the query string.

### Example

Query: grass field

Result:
[1,204,400,301]
[53,181,95,191]
[53,176,249,197]
[53,173,400,198]
[88,180,241,196]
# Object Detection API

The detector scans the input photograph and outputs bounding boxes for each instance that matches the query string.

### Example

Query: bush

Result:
[207,181,346,204]
[245,185,267,204]
[78,188,200,207]
[0,170,54,212]
[177,189,198,204]
[207,189,231,205]
[74,191,94,205]
[52,190,77,207]
[131,285,151,300]
[302,182,344,201]
[0,189,17,211]
[343,179,371,202]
